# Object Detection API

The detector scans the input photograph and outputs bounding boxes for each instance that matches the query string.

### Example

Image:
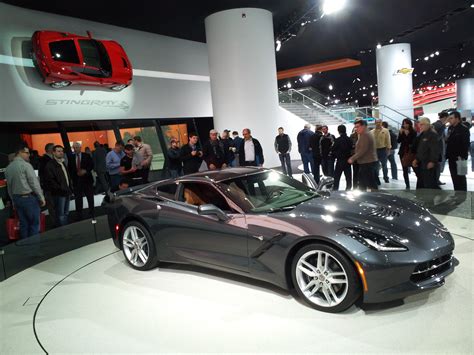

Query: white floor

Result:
[0,216,472,354]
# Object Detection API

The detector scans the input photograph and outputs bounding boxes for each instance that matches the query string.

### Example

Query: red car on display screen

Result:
[31,30,132,90]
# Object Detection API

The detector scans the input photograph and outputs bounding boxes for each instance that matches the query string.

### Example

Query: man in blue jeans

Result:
[297,123,315,174]
[5,142,45,239]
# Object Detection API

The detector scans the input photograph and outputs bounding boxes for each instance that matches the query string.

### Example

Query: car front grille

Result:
[410,253,453,283]
[368,206,401,219]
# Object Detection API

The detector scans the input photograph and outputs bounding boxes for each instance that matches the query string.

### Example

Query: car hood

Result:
[276,191,446,240]
[100,40,132,78]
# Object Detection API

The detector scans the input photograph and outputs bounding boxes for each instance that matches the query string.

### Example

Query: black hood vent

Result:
[368,206,401,219]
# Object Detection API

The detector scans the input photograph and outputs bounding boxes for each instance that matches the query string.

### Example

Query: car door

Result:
[156,181,249,273]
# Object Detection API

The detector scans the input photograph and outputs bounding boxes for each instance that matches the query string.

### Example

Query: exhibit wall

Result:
[0,3,213,122]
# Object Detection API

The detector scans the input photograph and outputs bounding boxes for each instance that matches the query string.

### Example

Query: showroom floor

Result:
[0,215,472,354]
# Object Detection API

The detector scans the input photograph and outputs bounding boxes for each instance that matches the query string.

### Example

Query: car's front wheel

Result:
[291,243,361,313]
[121,221,158,271]
[50,81,72,88]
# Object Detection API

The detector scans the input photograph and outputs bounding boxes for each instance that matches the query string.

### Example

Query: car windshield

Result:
[78,39,112,76]
[220,171,318,213]
[49,40,80,64]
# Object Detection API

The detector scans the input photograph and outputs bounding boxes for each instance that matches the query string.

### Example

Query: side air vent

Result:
[368,206,401,219]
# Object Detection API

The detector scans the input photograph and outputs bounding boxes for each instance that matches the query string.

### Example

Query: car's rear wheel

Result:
[291,243,360,313]
[50,81,71,88]
[110,84,127,91]
[121,221,158,271]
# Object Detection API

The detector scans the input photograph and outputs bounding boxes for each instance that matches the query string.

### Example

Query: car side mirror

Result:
[301,173,318,190]
[197,204,229,221]
[317,176,334,192]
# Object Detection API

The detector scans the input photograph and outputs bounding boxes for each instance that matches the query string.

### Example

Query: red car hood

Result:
[100,40,133,80]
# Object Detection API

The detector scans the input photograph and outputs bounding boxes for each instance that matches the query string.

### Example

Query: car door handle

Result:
[251,235,264,241]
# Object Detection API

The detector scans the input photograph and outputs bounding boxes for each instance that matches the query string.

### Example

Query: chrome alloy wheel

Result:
[110,84,127,91]
[295,250,349,307]
[122,225,149,267]
[50,81,71,88]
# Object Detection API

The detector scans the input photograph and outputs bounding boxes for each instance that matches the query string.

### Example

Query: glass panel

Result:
[67,130,116,153]
[119,126,164,170]
[161,124,188,148]
[49,40,80,64]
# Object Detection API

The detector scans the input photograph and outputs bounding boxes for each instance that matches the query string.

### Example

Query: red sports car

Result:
[32,30,132,90]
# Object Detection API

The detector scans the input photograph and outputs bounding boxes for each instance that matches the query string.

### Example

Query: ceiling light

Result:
[461,62,466,68]
[302,74,312,81]
[376,43,382,49]
[276,40,281,52]
[416,58,420,62]
[334,99,340,103]
[323,0,347,15]
[327,96,330,99]
[435,69,439,74]
[287,82,291,88]
[389,39,394,43]
[362,93,367,97]
[371,91,375,96]
[301,22,305,26]
[356,77,361,82]
[471,3,474,8]
[430,53,435,58]
[423,71,426,75]
[424,56,429,61]
[347,91,350,95]
[435,51,440,55]
[329,84,333,90]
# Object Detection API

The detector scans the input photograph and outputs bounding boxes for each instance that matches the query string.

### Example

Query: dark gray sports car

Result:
[105,167,458,313]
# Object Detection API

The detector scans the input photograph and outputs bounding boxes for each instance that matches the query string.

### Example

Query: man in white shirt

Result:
[238,128,264,166]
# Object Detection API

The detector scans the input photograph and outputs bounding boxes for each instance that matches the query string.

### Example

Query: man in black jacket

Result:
[309,125,323,183]
[446,111,470,191]
[382,122,398,180]
[92,141,108,193]
[412,117,441,190]
[43,145,73,226]
[239,128,264,166]
[320,125,335,177]
[180,133,203,175]
[331,125,353,191]
[68,142,95,219]
[274,127,292,177]
[433,111,449,185]
[167,139,182,178]
[38,142,56,224]
[202,129,227,170]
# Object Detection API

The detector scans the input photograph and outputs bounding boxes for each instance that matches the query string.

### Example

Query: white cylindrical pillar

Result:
[205,8,280,168]
[376,43,414,125]
[456,78,474,119]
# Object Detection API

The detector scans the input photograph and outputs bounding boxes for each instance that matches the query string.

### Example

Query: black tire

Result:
[121,221,158,271]
[291,243,361,313]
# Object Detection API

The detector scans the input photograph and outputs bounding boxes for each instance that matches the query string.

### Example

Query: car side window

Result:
[156,182,178,200]
[181,182,232,211]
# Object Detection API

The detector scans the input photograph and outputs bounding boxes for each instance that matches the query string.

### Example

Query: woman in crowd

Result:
[397,118,417,189]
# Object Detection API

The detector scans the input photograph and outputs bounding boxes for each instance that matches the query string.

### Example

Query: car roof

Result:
[178,167,267,183]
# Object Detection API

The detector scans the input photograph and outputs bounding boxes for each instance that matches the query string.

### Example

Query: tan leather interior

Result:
[183,188,204,206]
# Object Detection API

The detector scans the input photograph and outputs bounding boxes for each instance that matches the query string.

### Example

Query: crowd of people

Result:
[166,129,264,177]
[294,110,472,192]
[4,136,153,239]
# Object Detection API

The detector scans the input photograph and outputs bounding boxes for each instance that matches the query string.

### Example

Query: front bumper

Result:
[360,251,458,304]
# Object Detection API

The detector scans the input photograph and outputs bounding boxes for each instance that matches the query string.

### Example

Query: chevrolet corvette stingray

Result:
[104,167,458,312]
[32,30,132,90]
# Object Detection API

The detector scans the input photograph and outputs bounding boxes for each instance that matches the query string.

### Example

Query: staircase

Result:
[279,89,346,126]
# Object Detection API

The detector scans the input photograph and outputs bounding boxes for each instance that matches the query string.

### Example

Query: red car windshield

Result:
[49,40,80,64]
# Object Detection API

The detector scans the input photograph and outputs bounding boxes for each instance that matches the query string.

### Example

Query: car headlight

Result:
[339,227,408,252]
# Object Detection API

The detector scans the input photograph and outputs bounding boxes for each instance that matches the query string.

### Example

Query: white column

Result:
[456,78,474,119]
[205,8,280,168]
[376,43,414,125]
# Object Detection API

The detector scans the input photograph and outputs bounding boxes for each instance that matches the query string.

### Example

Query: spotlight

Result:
[389,39,394,43]
[424,56,429,61]
[287,82,292,88]
[376,43,382,49]
[329,84,333,90]
[371,91,375,96]
[461,62,466,68]
[430,53,435,58]
[435,51,440,55]
[276,40,281,52]
[302,74,312,81]
[423,71,426,75]
[323,0,346,15]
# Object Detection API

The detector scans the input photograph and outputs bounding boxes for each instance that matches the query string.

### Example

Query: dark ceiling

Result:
[3,0,474,105]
